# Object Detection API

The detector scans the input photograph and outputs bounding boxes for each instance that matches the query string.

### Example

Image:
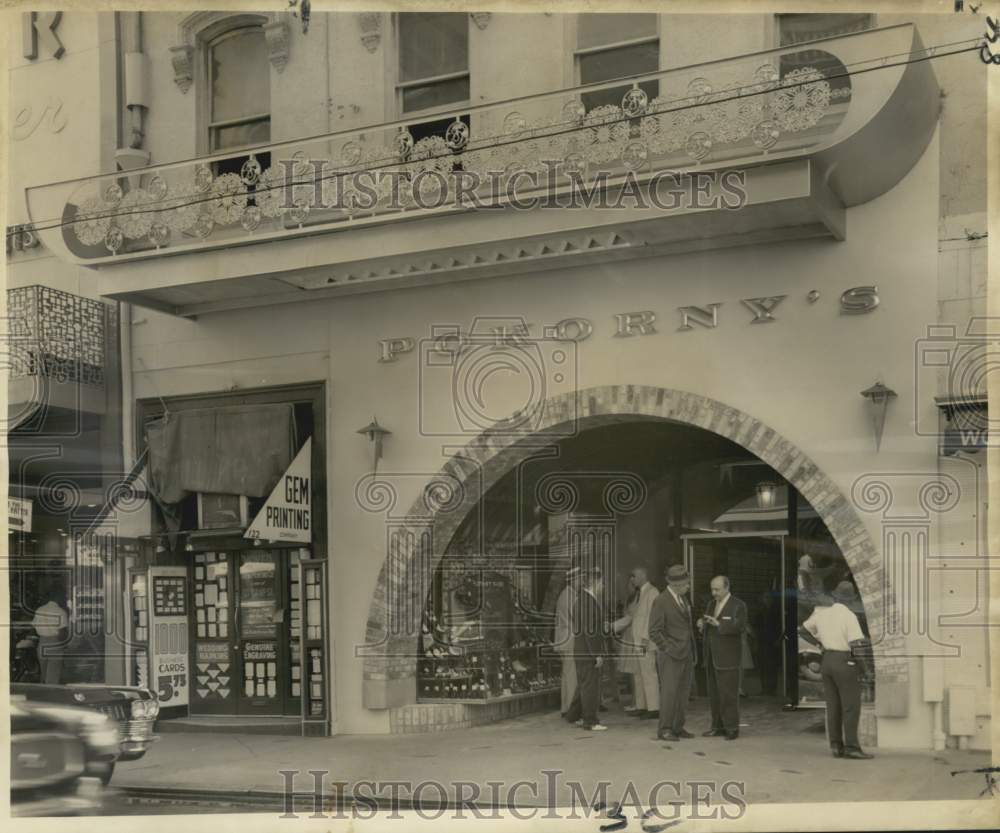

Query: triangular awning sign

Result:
[245,438,312,544]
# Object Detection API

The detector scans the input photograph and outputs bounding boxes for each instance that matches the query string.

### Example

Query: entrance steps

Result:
[156,715,302,735]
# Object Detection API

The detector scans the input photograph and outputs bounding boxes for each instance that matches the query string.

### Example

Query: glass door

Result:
[682,533,787,700]
[190,552,237,714]
[190,549,301,716]
[236,550,283,715]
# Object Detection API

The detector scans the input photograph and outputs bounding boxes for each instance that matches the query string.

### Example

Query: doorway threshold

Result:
[157,716,302,736]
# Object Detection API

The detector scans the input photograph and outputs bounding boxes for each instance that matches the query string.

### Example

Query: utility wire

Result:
[8,37,984,240]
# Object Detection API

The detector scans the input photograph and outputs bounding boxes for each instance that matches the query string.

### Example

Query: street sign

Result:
[245,438,312,544]
[9,497,32,532]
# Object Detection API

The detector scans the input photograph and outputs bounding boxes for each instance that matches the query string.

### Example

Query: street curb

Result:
[117,785,511,813]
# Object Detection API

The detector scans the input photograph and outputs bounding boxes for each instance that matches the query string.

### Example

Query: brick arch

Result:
[361,385,898,729]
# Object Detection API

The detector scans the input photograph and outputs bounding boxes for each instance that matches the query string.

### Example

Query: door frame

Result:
[681,531,788,699]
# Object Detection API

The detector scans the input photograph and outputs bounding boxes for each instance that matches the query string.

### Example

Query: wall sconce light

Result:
[861,381,897,452]
[357,417,391,476]
[755,481,777,510]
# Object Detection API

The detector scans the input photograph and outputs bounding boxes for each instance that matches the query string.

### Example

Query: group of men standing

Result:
[554,562,873,758]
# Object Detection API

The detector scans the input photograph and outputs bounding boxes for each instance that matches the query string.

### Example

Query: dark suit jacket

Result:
[571,588,607,658]
[648,588,695,660]
[702,595,748,671]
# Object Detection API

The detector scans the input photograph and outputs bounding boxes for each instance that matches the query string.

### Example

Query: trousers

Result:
[706,658,740,732]
[821,651,862,749]
[565,657,600,727]
[656,652,693,736]
[39,635,64,684]
[560,654,577,713]
[632,649,659,711]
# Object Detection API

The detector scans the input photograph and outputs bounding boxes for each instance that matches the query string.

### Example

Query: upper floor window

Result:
[777,13,875,46]
[208,25,271,153]
[777,14,873,97]
[575,13,659,112]
[397,13,470,115]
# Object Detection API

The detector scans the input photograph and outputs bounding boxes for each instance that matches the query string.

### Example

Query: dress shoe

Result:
[599,705,608,712]
[629,710,647,718]
[831,745,845,758]
[675,729,695,739]
[843,748,874,759]
[724,731,739,741]
[658,732,680,742]
[641,710,659,719]
[702,728,726,737]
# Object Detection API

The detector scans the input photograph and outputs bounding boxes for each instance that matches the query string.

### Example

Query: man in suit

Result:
[564,569,609,731]
[648,564,697,741]
[626,566,661,719]
[698,575,747,740]
[555,566,582,717]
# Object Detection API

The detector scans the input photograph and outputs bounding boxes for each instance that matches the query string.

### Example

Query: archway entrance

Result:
[417,419,874,735]
[363,386,893,743]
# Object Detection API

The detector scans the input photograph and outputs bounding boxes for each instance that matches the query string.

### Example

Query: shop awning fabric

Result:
[145,403,296,504]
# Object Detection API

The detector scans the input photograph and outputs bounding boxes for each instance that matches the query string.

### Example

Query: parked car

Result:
[12,682,159,781]
[10,698,115,816]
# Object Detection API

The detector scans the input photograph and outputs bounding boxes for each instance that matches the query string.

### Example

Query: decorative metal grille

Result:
[53,30,880,261]
[6,285,108,386]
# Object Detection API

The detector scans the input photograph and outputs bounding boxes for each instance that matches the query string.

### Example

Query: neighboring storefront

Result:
[109,385,332,733]
[19,13,991,751]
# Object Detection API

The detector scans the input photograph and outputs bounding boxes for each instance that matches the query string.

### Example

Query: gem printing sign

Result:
[245,438,312,544]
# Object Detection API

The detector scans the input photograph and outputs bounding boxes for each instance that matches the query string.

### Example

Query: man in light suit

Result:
[555,566,581,717]
[698,575,748,740]
[626,566,660,719]
[648,564,697,741]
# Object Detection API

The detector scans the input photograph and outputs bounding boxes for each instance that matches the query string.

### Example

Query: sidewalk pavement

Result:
[117,699,993,807]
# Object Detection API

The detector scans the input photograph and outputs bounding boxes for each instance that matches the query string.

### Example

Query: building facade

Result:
[6,9,990,749]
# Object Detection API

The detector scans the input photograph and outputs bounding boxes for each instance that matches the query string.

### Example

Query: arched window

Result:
[207,25,271,153]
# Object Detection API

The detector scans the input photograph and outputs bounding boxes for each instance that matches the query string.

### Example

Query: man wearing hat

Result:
[555,565,582,716]
[648,564,697,741]
[800,581,874,759]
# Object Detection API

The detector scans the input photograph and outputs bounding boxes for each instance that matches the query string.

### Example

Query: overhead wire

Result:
[6,36,985,241]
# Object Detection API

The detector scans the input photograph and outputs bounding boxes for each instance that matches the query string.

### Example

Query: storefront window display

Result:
[418,486,563,702]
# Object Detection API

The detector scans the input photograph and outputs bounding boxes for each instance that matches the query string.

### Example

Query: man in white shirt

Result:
[32,586,70,684]
[555,566,581,717]
[800,581,873,759]
[626,566,660,719]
